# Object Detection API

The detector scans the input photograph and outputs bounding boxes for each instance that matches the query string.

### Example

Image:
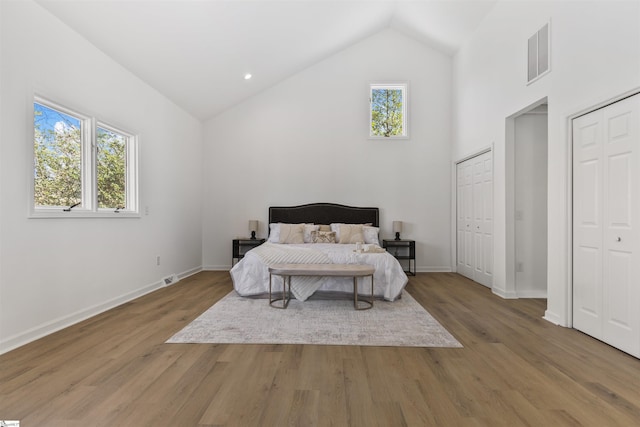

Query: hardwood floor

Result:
[1,271,639,426]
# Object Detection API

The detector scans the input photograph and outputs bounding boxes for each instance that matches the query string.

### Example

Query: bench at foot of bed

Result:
[268,263,375,310]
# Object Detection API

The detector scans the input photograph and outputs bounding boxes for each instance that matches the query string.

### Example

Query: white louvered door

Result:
[573,93,640,357]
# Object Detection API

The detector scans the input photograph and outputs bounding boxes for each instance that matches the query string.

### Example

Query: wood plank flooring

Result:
[1,271,639,426]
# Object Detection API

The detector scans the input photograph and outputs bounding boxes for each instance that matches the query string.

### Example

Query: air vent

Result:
[527,22,550,84]
[163,274,179,286]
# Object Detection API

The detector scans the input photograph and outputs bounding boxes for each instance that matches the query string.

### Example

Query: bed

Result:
[230,203,408,301]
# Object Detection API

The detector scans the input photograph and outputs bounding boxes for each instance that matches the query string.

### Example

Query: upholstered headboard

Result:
[268,203,379,228]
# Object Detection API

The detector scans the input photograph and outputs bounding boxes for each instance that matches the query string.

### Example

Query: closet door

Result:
[473,152,493,287]
[456,151,493,287]
[573,93,640,357]
[601,95,640,355]
[457,160,474,278]
[573,108,604,338]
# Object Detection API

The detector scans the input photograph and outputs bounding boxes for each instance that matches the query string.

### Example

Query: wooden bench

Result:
[268,263,375,310]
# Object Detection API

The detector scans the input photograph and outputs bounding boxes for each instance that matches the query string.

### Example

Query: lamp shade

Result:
[392,221,403,233]
[248,220,259,239]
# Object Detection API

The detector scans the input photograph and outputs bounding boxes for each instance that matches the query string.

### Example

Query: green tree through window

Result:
[33,97,137,216]
[370,84,407,138]
[34,103,83,207]
[97,127,127,209]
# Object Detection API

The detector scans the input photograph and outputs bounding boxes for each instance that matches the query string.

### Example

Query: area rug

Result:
[166,291,462,348]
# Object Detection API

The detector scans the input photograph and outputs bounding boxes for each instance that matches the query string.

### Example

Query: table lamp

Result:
[393,221,403,240]
[249,220,258,239]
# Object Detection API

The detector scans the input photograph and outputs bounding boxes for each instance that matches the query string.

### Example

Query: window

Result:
[32,97,138,217]
[33,102,84,209]
[96,126,128,209]
[369,83,408,138]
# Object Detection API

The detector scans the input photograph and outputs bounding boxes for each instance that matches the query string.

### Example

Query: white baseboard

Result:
[0,265,202,355]
[490,285,547,300]
[543,310,567,327]
[203,265,232,271]
[492,287,519,299]
[178,266,203,280]
[416,266,453,273]
[516,290,548,299]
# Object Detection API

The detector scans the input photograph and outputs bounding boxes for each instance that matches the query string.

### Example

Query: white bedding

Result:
[230,242,408,301]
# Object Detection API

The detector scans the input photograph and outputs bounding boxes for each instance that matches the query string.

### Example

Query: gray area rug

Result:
[167,291,462,348]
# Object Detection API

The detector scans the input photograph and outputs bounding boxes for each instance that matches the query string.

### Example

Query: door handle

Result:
[616,237,622,242]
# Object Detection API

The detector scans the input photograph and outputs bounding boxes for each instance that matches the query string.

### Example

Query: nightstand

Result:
[382,239,416,276]
[232,238,265,266]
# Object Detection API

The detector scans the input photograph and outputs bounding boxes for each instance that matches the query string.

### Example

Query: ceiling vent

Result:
[527,22,550,84]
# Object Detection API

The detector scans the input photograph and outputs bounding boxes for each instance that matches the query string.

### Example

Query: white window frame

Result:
[95,121,138,214]
[30,96,139,218]
[369,82,409,139]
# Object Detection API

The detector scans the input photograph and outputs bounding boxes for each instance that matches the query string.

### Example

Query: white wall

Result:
[202,29,452,272]
[453,1,640,325]
[0,1,203,353]
[514,111,548,297]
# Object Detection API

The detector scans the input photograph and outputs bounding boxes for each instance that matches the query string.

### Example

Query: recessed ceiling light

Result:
[244,73,252,80]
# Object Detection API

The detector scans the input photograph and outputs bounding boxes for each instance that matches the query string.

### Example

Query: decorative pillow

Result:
[311,230,336,243]
[318,224,331,232]
[269,223,313,243]
[329,223,343,241]
[278,223,305,244]
[363,225,380,245]
[268,223,280,243]
[304,224,320,243]
[338,224,364,244]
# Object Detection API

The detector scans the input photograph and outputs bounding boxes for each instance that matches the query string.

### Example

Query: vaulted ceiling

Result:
[35,0,497,121]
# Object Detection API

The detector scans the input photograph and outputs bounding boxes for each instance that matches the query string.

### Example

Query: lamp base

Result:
[395,232,401,241]
[250,231,256,240]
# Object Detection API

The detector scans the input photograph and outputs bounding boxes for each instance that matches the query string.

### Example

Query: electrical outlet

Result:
[156,256,160,266]
[145,206,150,216]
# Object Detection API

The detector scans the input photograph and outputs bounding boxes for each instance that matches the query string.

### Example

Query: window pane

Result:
[371,87,404,137]
[34,102,82,207]
[97,127,127,209]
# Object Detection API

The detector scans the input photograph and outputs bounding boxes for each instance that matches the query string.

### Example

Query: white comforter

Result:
[230,242,408,301]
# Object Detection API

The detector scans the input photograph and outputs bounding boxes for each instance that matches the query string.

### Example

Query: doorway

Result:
[506,100,549,298]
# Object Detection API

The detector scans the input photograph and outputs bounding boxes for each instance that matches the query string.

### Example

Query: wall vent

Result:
[527,22,550,84]
[163,274,179,286]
